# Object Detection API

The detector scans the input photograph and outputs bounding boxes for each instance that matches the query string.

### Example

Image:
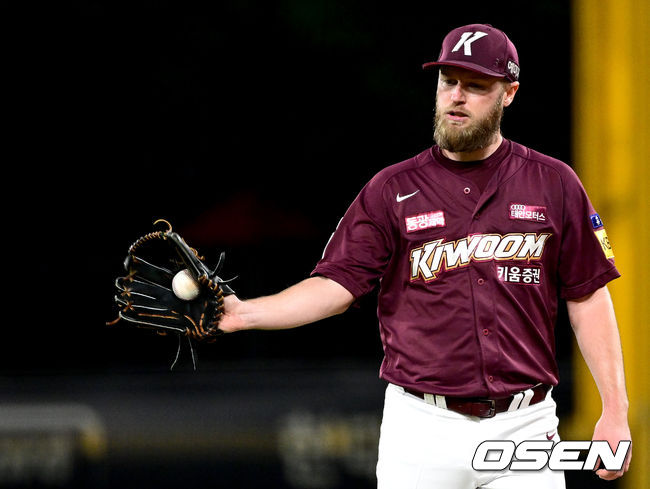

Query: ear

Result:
[503,81,520,107]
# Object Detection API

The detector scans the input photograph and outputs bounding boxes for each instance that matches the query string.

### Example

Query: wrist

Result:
[222,295,255,332]
[236,299,257,331]
[601,399,629,420]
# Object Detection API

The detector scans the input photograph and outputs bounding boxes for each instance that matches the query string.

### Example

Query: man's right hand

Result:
[217,277,354,333]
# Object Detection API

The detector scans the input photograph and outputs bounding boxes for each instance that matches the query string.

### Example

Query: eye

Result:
[467,82,490,92]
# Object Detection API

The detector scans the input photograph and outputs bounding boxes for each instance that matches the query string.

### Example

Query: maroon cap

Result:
[423,24,520,82]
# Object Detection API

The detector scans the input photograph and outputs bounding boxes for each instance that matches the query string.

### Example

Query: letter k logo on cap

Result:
[451,31,488,56]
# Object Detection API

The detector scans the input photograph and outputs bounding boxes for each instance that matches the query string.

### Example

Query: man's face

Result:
[434,66,515,154]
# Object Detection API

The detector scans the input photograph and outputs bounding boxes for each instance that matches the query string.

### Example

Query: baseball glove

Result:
[108,220,234,348]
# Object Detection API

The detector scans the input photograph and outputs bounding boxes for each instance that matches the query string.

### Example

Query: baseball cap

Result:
[422,24,520,82]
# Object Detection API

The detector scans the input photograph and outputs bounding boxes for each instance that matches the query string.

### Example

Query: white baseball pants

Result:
[376,383,566,489]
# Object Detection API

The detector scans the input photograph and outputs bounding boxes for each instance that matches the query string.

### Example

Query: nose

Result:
[450,84,466,103]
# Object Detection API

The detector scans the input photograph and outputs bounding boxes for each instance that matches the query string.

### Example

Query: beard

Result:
[434,94,505,153]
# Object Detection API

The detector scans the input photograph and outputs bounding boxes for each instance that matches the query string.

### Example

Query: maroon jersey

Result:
[312,139,619,397]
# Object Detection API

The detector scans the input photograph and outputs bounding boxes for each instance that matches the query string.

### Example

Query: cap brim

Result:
[422,60,506,79]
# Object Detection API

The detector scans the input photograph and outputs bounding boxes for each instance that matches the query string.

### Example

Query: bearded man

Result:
[218,24,631,488]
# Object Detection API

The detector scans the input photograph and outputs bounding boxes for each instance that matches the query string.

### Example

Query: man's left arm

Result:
[566,285,632,480]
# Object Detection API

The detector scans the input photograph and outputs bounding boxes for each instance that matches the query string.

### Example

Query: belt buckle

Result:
[474,399,496,418]
[486,399,496,418]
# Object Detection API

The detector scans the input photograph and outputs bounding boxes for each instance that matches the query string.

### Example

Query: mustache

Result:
[442,107,471,117]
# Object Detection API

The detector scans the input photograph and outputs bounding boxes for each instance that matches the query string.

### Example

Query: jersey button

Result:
[488,376,494,382]
[463,187,471,194]
[477,278,485,285]
[482,328,489,336]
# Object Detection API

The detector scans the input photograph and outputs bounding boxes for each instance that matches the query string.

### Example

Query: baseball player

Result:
[217,24,631,488]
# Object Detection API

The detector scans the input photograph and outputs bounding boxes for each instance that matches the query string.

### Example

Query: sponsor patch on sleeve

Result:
[590,213,604,229]
[595,228,614,259]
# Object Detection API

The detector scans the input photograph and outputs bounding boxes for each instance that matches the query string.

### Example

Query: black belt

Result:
[403,384,550,418]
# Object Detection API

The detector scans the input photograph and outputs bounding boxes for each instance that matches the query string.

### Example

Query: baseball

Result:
[172,269,201,301]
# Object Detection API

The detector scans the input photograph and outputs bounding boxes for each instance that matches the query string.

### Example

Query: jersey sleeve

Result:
[311,176,394,299]
[557,167,620,299]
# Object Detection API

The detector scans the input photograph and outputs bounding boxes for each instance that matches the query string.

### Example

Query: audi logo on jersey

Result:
[410,233,552,282]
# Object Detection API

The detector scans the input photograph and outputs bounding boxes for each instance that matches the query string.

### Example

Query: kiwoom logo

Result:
[472,440,631,471]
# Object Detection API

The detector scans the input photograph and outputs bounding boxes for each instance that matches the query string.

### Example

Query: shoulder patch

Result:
[594,228,614,259]
[590,213,604,229]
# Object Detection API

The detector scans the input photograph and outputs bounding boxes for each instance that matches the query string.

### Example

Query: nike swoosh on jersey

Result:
[396,190,420,202]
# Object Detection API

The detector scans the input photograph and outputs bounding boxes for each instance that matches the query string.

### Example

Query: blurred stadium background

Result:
[4,1,647,488]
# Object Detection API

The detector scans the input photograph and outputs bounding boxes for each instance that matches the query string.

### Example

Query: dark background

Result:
[4,2,615,488]
[19,0,573,373]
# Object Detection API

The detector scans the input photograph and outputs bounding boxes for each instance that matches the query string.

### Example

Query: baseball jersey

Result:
[311,139,619,398]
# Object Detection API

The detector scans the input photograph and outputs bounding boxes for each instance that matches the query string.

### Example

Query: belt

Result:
[402,384,550,418]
